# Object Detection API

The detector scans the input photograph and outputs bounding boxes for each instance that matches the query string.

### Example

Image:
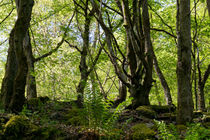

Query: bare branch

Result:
[150,28,177,38]
[0,7,15,26]
[65,40,82,53]
[0,38,8,46]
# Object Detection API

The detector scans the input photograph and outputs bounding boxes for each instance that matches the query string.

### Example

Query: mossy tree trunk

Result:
[0,29,17,110]
[25,32,37,99]
[176,0,193,124]
[0,0,34,112]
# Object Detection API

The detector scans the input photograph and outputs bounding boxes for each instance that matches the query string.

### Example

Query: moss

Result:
[131,123,156,140]
[136,106,156,119]
[150,105,176,113]
[3,115,38,139]
[157,113,176,121]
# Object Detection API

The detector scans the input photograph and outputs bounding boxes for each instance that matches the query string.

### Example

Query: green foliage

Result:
[20,105,33,116]
[83,85,115,131]
[131,123,156,140]
[66,107,86,126]
[155,120,179,140]
[185,123,210,140]
[155,120,210,140]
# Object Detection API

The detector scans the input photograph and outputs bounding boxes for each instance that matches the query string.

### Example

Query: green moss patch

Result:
[150,105,176,113]
[3,115,38,139]
[131,123,156,140]
[136,106,156,119]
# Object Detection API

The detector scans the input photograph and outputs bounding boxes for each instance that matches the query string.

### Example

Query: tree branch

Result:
[0,7,14,25]
[150,28,177,38]
[65,40,82,53]
[202,64,210,86]
[35,12,75,62]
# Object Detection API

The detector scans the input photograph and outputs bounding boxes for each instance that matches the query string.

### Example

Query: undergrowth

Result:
[155,120,210,140]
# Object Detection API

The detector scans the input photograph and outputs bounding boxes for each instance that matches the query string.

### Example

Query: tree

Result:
[91,0,154,108]
[176,0,194,124]
[65,0,102,106]
[207,0,210,16]
[153,52,173,105]
[1,0,34,112]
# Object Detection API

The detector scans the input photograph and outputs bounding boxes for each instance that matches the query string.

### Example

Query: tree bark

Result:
[0,30,17,110]
[207,0,210,16]
[176,0,193,124]
[198,62,210,111]
[25,32,37,99]
[91,0,154,108]
[9,0,34,112]
[153,52,172,105]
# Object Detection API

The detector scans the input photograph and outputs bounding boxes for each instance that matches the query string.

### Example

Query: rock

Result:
[3,115,38,139]
[157,113,176,121]
[150,105,176,114]
[136,106,156,119]
[131,123,156,140]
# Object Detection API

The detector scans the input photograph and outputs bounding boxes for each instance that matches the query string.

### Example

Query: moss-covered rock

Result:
[131,123,156,140]
[157,113,176,121]
[150,105,176,113]
[3,115,38,139]
[136,106,156,119]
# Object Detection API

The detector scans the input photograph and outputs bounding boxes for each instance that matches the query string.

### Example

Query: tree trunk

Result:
[153,53,172,105]
[0,30,17,110]
[207,0,210,16]
[24,32,37,99]
[176,0,193,124]
[198,63,210,111]
[76,1,92,106]
[91,0,154,108]
[8,0,34,112]
[113,77,127,107]
[198,83,205,111]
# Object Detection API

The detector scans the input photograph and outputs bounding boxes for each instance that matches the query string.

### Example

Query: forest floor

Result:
[0,97,210,140]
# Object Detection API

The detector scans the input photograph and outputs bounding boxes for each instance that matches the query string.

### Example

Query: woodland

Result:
[0,0,209,139]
